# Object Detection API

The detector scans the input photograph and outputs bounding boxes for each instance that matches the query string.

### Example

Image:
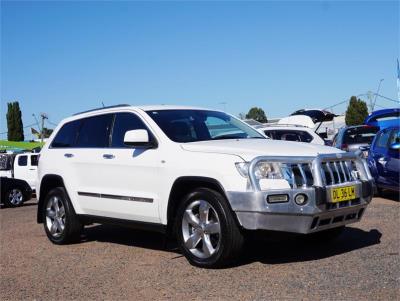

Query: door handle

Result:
[103,154,115,159]
[64,153,74,158]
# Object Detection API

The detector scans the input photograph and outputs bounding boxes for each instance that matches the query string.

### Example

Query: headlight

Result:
[254,162,283,179]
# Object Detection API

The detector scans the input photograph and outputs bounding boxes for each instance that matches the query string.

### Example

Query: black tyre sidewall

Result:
[176,188,242,268]
[43,187,80,244]
[4,186,25,207]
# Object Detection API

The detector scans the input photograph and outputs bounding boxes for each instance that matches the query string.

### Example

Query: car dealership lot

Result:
[1,196,399,300]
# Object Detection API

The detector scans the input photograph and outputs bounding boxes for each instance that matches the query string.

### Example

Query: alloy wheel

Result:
[181,199,221,259]
[45,196,66,238]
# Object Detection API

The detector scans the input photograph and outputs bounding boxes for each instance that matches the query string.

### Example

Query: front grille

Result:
[320,160,360,186]
[282,163,314,188]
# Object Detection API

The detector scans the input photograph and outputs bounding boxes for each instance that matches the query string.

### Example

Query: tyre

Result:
[307,226,345,243]
[176,188,244,268]
[42,187,82,244]
[4,187,25,207]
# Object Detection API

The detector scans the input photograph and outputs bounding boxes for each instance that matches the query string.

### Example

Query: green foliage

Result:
[245,107,268,123]
[345,96,369,126]
[6,102,24,141]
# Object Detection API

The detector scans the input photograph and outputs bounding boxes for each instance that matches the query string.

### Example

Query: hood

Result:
[181,139,343,161]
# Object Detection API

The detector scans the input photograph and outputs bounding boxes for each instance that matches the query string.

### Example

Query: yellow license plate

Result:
[331,185,356,203]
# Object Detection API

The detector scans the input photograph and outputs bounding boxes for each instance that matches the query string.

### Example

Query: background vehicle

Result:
[0,153,38,191]
[332,125,379,154]
[258,124,325,145]
[1,177,32,207]
[36,105,373,268]
[243,119,265,129]
[367,126,400,194]
[364,108,400,130]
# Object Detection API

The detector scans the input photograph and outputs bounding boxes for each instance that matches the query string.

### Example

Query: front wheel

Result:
[43,187,82,244]
[176,188,244,268]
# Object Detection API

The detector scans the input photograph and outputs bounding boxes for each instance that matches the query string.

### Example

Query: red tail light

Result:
[341,144,348,151]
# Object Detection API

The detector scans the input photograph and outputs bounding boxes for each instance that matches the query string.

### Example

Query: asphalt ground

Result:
[0,193,399,300]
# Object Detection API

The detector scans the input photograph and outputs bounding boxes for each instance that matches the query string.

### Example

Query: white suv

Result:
[37,105,374,268]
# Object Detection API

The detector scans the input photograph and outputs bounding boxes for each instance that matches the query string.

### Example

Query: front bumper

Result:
[226,180,374,234]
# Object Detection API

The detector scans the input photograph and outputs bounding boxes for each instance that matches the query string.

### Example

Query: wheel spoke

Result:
[205,222,220,234]
[46,209,56,219]
[199,200,210,223]
[58,218,65,231]
[58,205,65,217]
[185,230,202,249]
[202,235,214,257]
[50,221,58,234]
[53,198,60,212]
[183,210,200,227]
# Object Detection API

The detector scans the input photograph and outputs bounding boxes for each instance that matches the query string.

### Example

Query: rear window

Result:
[264,130,313,143]
[343,127,379,144]
[51,120,81,148]
[75,114,113,148]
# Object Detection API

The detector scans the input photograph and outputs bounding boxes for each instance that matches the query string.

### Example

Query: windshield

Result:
[146,110,265,143]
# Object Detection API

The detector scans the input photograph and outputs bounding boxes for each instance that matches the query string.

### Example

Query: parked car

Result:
[332,125,380,155]
[366,126,399,194]
[0,152,39,191]
[36,105,374,268]
[243,119,265,129]
[258,124,325,145]
[1,177,33,207]
[364,108,400,130]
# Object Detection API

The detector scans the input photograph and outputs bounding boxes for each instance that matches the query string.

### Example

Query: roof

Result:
[73,104,217,116]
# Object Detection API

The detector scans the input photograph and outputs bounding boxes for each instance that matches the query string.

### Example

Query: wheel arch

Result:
[166,176,235,235]
[37,174,66,223]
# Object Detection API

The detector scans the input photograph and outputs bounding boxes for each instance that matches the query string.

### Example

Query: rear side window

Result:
[31,155,38,166]
[51,120,81,148]
[18,155,27,166]
[377,130,390,148]
[389,129,400,145]
[76,114,113,148]
[267,130,313,143]
[111,113,148,147]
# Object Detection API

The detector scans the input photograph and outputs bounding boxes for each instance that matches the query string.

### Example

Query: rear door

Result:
[371,128,392,186]
[385,128,400,188]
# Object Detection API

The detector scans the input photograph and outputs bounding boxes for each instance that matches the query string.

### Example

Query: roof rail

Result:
[73,104,131,116]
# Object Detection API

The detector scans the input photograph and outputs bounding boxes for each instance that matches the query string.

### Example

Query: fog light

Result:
[295,193,308,205]
[267,194,289,203]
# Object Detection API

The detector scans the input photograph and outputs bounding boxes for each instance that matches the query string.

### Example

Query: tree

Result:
[245,107,268,123]
[6,101,24,141]
[345,96,369,126]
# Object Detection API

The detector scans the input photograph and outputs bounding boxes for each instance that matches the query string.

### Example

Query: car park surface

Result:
[0,196,398,300]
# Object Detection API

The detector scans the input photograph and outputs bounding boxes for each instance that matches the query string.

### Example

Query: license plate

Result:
[331,185,356,203]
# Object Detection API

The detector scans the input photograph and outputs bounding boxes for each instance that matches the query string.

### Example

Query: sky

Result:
[1,0,399,140]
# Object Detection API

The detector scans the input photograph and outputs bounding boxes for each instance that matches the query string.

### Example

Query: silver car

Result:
[333,125,379,155]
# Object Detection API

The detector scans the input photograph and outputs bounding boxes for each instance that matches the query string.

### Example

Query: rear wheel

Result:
[4,187,25,207]
[43,187,82,244]
[176,188,244,268]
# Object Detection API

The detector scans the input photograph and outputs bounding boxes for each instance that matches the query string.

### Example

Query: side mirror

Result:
[124,130,155,147]
[389,142,400,150]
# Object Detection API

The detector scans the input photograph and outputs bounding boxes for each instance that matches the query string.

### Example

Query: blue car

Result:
[364,108,399,130]
[367,126,400,194]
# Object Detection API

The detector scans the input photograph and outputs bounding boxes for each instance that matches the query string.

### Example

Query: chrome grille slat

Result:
[334,162,342,183]
[326,163,335,184]
[297,163,308,187]
[340,161,348,182]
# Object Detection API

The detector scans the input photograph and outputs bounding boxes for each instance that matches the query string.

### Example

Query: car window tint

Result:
[31,155,39,166]
[389,129,400,145]
[263,130,274,139]
[76,114,113,148]
[18,155,27,166]
[377,130,390,148]
[111,113,148,147]
[343,127,379,144]
[51,120,81,148]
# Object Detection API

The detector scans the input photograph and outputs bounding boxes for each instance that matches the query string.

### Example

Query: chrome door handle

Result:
[64,153,74,158]
[103,154,115,159]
